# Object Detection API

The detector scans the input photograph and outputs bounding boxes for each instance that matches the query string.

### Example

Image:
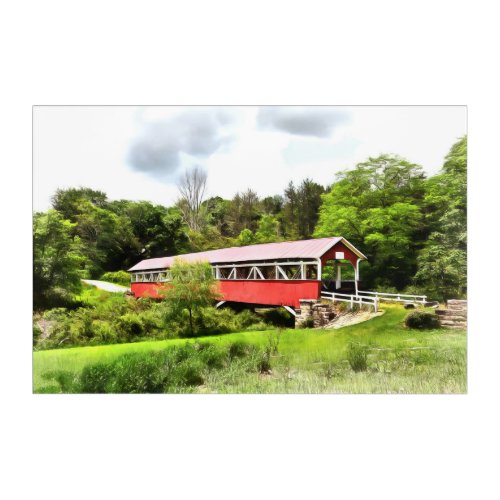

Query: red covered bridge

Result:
[128,237,367,311]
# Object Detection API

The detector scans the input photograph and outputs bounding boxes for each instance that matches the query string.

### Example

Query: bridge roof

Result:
[128,237,366,272]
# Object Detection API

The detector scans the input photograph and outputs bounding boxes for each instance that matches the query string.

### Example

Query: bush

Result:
[228,341,253,360]
[258,307,295,328]
[405,311,440,330]
[80,363,116,393]
[100,271,130,287]
[347,342,368,372]
[299,317,315,328]
[72,342,261,393]
[115,313,144,338]
[42,370,79,393]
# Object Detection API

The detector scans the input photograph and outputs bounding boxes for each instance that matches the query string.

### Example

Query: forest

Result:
[33,135,467,311]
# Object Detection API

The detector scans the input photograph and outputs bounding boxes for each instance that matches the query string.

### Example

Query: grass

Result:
[33,305,467,394]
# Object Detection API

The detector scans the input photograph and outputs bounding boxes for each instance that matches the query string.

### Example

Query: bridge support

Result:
[295,299,336,329]
[283,305,297,317]
[215,301,226,308]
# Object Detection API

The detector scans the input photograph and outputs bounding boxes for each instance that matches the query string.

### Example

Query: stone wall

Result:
[435,299,467,329]
[295,299,336,328]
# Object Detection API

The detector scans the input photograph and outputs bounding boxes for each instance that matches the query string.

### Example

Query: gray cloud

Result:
[128,110,235,179]
[257,106,349,138]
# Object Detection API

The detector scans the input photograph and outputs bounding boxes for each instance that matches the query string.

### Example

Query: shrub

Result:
[299,317,315,328]
[115,313,144,338]
[80,363,116,393]
[228,341,253,360]
[259,307,295,327]
[91,320,117,344]
[347,342,368,372]
[405,311,440,330]
[51,341,266,393]
[33,321,42,346]
[42,370,79,393]
[259,350,272,374]
[100,271,130,287]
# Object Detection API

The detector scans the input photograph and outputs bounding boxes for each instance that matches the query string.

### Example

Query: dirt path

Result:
[82,279,130,293]
[322,309,385,329]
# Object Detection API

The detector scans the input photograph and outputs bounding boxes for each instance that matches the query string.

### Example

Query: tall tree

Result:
[314,155,426,289]
[227,189,260,235]
[177,166,208,232]
[33,210,83,309]
[414,136,467,300]
[51,187,108,222]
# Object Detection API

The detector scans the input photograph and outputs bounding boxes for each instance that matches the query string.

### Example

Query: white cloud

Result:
[33,105,467,211]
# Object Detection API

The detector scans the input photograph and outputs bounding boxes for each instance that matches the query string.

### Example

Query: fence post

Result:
[350,296,353,310]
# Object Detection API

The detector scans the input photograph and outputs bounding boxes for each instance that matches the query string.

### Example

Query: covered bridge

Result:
[128,237,367,309]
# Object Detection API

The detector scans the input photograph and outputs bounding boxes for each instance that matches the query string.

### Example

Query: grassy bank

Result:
[33,305,467,394]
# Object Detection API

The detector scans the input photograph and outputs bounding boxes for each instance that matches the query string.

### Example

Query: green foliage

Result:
[35,289,165,349]
[283,179,325,239]
[255,214,281,243]
[162,260,222,337]
[405,310,440,330]
[34,305,467,394]
[414,137,467,301]
[237,228,255,246]
[315,155,426,290]
[347,342,368,372]
[46,342,263,393]
[33,210,84,309]
[100,271,130,286]
[116,313,144,338]
[300,317,315,328]
[258,308,295,328]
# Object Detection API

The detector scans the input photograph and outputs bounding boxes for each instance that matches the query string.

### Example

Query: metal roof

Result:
[128,237,366,272]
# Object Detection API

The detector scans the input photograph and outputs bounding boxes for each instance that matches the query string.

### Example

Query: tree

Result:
[414,136,467,300]
[227,189,260,235]
[33,210,84,309]
[177,166,208,232]
[314,155,426,289]
[282,179,324,239]
[108,201,189,260]
[163,260,221,337]
[237,228,256,246]
[255,214,281,243]
[51,187,108,222]
[75,201,139,277]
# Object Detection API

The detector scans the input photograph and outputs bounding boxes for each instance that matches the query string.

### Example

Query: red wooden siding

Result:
[130,282,168,299]
[321,241,359,268]
[219,280,321,308]
[131,280,321,308]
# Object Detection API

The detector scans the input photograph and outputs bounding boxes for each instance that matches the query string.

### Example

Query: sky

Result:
[33,105,467,211]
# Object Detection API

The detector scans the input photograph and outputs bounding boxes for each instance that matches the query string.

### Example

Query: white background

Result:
[1,1,499,499]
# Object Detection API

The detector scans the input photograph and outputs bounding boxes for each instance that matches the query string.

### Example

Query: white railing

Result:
[321,291,379,312]
[357,290,427,304]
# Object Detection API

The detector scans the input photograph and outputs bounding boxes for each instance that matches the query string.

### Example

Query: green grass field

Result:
[33,305,467,394]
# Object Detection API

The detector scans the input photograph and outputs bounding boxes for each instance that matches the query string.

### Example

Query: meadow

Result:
[33,304,467,394]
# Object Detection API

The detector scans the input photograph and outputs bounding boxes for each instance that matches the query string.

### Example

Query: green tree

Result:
[227,189,260,235]
[75,201,139,277]
[108,201,188,260]
[163,260,221,337]
[282,179,325,239]
[33,210,84,309]
[414,136,467,300]
[255,214,281,243]
[314,155,426,289]
[237,228,256,246]
[51,187,108,222]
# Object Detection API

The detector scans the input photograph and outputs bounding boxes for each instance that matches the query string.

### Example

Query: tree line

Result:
[33,136,466,308]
